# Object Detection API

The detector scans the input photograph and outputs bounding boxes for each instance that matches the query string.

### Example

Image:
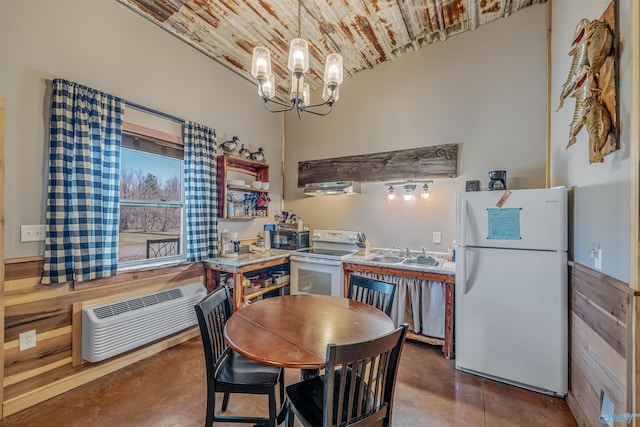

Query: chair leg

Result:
[285,401,295,427]
[268,389,277,427]
[221,392,230,411]
[278,369,285,406]
[205,383,216,427]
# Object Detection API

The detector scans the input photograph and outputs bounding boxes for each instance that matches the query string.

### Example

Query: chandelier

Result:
[250,0,344,118]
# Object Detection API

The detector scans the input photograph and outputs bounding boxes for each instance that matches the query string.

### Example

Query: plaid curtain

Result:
[184,122,218,261]
[41,79,124,284]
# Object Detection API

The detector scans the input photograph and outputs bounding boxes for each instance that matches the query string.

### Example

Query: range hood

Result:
[303,181,361,196]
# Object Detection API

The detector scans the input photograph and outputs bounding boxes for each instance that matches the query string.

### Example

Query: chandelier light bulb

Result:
[302,83,310,106]
[258,74,275,99]
[290,75,304,101]
[251,46,271,80]
[288,38,309,75]
[322,84,339,103]
[323,54,344,86]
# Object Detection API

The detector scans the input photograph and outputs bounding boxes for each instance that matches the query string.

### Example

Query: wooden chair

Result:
[348,275,396,316]
[194,287,284,427]
[285,324,408,427]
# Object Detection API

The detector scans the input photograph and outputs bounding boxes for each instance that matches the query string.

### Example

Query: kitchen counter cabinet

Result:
[342,262,454,359]
[204,250,291,310]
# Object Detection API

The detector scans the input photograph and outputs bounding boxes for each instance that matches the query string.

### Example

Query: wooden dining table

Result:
[224,294,396,380]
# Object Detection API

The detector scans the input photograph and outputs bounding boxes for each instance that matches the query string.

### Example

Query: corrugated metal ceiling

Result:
[116,0,546,99]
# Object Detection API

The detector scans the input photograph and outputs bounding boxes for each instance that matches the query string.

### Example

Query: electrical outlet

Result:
[19,330,36,351]
[433,232,442,244]
[594,249,602,271]
[20,225,45,242]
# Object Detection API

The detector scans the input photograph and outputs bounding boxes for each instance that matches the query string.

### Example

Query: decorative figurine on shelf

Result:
[238,144,251,159]
[220,136,239,154]
[250,147,265,162]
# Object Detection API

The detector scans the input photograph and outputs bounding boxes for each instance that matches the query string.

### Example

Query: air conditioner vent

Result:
[82,282,206,362]
[91,289,186,320]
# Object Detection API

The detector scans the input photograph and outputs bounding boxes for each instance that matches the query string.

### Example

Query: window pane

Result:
[118,206,182,263]
[120,147,182,202]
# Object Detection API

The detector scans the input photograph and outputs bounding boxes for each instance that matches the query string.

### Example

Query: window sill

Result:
[72,258,200,291]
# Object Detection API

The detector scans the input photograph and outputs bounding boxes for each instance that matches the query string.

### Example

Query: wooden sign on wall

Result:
[297,143,458,187]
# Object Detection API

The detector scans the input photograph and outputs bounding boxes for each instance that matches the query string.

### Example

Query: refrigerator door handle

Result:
[459,199,467,247]
[458,247,468,294]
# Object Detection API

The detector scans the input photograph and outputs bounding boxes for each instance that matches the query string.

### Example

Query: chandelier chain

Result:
[297,0,302,39]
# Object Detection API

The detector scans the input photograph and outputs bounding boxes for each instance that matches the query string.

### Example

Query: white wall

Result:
[283,5,548,252]
[550,0,630,283]
[0,0,282,259]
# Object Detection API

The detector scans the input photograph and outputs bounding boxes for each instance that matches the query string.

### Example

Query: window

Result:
[118,133,185,265]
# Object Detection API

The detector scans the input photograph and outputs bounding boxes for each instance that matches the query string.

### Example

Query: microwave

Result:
[271,230,309,250]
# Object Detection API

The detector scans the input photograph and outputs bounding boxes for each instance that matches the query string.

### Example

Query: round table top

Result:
[224,294,395,370]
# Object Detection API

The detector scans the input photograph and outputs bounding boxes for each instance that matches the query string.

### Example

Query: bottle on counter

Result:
[451,240,456,262]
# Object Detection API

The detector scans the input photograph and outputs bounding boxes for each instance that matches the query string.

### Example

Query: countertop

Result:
[204,247,455,275]
[204,249,292,268]
[343,250,455,275]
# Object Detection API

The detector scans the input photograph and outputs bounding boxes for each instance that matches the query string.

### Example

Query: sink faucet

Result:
[420,246,427,257]
[391,246,404,256]
[391,246,411,257]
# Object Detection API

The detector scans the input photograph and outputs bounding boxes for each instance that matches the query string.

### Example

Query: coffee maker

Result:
[488,170,507,191]
[220,231,240,258]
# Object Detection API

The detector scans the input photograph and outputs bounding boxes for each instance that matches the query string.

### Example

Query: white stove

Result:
[289,229,360,297]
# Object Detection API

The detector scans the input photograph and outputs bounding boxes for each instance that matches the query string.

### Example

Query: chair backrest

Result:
[348,275,396,316]
[323,324,408,427]
[194,287,234,374]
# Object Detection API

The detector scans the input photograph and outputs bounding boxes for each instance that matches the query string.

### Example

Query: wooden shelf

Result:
[225,216,267,220]
[241,281,289,301]
[217,154,269,219]
[205,256,290,310]
[227,185,270,193]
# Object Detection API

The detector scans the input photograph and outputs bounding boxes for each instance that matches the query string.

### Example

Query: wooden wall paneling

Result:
[1,97,6,419]
[297,143,459,186]
[566,264,633,426]
[2,258,205,417]
[71,303,82,367]
[631,0,639,417]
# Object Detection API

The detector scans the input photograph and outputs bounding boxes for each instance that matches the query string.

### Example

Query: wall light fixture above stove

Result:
[385,180,433,202]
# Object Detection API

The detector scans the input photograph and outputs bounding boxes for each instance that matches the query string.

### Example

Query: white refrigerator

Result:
[455,187,568,396]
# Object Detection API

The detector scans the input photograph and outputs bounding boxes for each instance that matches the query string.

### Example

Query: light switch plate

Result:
[21,225,45,242]
[594,249,602,271]
[433,232,442,244]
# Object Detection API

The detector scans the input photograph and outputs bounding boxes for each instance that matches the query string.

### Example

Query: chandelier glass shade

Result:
[250,1,343,118]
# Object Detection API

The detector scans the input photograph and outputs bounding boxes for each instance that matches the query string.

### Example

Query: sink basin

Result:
[368,255,405,264]
[403,256,442,267]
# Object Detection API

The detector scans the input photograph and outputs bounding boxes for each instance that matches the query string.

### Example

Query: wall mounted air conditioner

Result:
[82,282,206,362]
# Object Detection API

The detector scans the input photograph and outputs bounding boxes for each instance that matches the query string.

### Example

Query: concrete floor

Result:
[0,338,577,426]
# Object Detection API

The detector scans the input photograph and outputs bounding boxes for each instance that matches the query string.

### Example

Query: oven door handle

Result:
[290,256,343,266]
